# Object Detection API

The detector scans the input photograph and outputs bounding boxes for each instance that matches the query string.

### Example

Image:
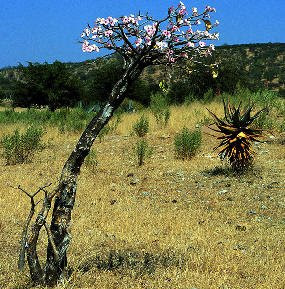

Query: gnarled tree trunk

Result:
[44,61,145,285]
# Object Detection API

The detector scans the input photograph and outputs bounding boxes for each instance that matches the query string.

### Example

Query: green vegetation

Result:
[150,93,171,127]
[134,139,152,166]
[174,128,202,160]
[132,115,149,137]
[0,126,44,165]
[12,61,82,110]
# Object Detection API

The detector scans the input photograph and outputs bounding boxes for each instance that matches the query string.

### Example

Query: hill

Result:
[0,42,284,102]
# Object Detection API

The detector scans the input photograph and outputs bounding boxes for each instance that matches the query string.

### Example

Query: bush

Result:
[150,93,171,127]
[0,126,44,165]
[202,88,215,103]
[174,128,202,160]
[252,90,277,108]
[133,115,149,137]
[134,139,152,166]
[252,110,274,130]
[64,119,85,133]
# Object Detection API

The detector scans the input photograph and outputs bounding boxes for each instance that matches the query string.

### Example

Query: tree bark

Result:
[44,61,144,285]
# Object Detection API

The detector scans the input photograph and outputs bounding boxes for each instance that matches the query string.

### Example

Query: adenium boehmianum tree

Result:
[18,2,218,286]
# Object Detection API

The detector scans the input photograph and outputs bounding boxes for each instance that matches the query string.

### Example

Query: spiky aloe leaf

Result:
[207,101,267,172]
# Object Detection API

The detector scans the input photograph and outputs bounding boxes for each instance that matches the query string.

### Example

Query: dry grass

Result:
[0,102,285,289]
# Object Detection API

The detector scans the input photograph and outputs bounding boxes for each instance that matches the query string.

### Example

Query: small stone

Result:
[127,172,134,177]
[110,199,117,205]
[260,204,268,210]
[130,177,139,185]
[110,183,116,191]
[217,189,228,195]
[141,191,150,197]
[233,244,247,251]
[172,199,177,203]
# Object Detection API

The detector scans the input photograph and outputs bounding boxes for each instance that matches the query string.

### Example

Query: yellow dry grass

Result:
[0,102,284,289]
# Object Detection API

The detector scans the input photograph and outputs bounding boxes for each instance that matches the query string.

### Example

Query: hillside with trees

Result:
[0,42,284,109]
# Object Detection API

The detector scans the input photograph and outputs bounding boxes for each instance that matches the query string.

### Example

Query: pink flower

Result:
[104,30,113,37]
[155,41,168,50]
[186,28,193,35]
[82,40,90,52]
[186,42,195,48]
[199,41,206,47]
[135,38,143,47]
[90,44,100,52]
[173,36,179,43]
[91,27,99,34]
[192,7,198,16]
[144,25,155,36]
[205,6,216,13]
[170,25,179,32]
[209,44,215,51]
[84,28,91,36]
[184,19,190,25]
[204,31,210,37]
[82,41,99,53]
[122,16,129,24]
[162,30,171,39]
[97,18,108,25]
[145,36,152,46]
[180,52,188,58]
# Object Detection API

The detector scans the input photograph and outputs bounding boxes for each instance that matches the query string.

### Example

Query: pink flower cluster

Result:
[178,1,187,15]
[144,23,157,37]
[82,41,99,53]
[80,1,218,62]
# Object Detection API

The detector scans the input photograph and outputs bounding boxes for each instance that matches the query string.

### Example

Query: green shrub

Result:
[150,93,171,127]
[252,110,274,130]
[174,128,202,160]
[252,90,277,108]
[85,150,98,171]
[0,126,44,165]
[134,139,152,166]
[279,120,285,132]
[133,115,149,137]
[64,119,85,132]
[202,88,215,103]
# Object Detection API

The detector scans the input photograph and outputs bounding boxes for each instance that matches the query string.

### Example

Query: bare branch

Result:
[16,183,54,275]
[18,199,36,271]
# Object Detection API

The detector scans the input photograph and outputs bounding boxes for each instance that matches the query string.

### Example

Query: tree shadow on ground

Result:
[78,248,186,276]
[202,165,263,178]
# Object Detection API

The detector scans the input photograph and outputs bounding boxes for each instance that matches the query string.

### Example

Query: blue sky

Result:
[0,0,284,68]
